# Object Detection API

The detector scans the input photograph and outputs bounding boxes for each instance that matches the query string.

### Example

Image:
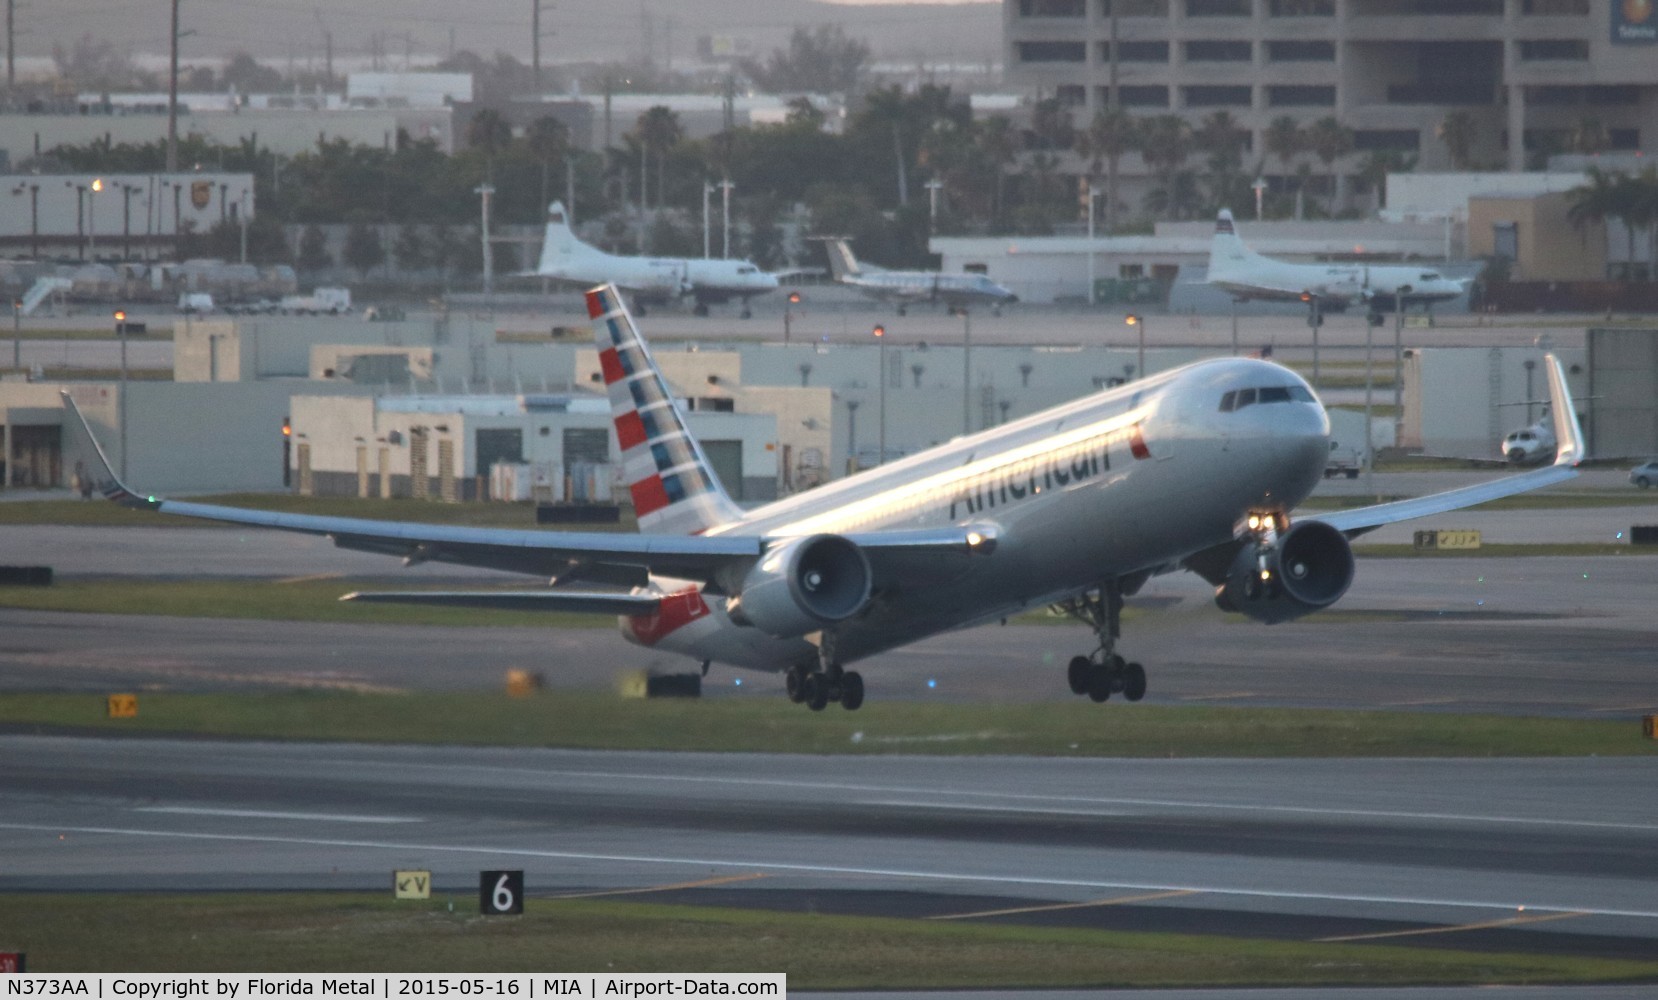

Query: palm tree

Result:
[1306,116,1354,215]
[862,85,913,206]
[1436,110,1477,172]
[524,116,570,216]
[1194,110,1248,215]
[1613,169,1657,281]
[466,109,512,181]
[1566,166,1620,273]
[1137,115,1192,219]
[1263,115,1306,218]
[973,115,1020,222]
[634,105,683,211]
[1077,108,1139,231]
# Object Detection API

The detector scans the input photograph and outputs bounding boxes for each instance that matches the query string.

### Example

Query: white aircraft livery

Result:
[1206,209,1467,317]
[823,238,1018,316]
[533,202,779,316]
[66,283,1584,712]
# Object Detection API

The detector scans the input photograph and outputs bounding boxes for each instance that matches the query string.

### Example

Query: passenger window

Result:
[1219,390,1237,412]
[1236,388,1257,409]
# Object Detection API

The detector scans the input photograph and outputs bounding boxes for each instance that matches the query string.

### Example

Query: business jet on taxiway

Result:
[822,238,1018,317]
[65,283,1583,712]
[529,201,779,317]
[1206,209,1468,320]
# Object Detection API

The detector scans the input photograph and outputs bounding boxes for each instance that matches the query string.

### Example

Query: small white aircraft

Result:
[65,283,1584,712]
[1502,417,1557,465]
[531,202,779,317]
[822,238,1018,316]
[1206,210,1468,321]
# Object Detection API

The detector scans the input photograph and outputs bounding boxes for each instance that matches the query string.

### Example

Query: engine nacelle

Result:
[727,534,873,638]
[1214,519,1354,625]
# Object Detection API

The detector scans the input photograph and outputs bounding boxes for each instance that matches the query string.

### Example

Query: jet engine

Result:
[1214,520,1354,625]
[727,534,873,638]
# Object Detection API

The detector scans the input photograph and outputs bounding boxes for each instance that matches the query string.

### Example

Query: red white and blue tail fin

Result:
[586,284,744,536]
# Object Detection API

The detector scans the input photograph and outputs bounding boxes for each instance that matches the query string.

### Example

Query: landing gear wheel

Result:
[1087,668,1113,703]
[740,306,753,319]
[839,672,864,711]
[785,665,809,704]
[804,675,829,712]
[1067,656,1092,695]
[896,305,907,317]
[1123,662,1147,702]
[693,302,710,317]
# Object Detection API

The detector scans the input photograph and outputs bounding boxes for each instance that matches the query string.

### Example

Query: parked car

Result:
[1631,461,1658,489]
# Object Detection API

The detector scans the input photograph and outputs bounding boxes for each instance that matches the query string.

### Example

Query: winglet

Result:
[58,390,160,510]
[1544,353,1586,467]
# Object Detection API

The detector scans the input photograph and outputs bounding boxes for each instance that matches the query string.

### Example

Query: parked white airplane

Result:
[822,238,1018,316]
[531,202,779,317]
[64,283,1584,712]
[1206,210,1468,319]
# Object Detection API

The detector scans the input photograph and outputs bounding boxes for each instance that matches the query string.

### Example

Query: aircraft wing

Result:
[1308,354,1585,538]
[61,392,995,587]
[340,590,659,614]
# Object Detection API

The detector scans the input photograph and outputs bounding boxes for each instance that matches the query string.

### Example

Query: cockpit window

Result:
[1222,385,1315,412]
[1420,272,1441,281]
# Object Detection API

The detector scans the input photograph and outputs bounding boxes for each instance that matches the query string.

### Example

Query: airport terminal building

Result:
[1007,0,1658,209]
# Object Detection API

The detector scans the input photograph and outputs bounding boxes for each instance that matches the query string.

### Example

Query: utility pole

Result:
[475,183,495,295]
[532,0,542,91]
[7,0,16,91]
[166,0,181,173]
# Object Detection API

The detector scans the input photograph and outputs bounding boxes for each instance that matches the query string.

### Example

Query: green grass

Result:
[2,894,1653,984]
[1354,543,1647,558]
[2,691,1653,757]
[0,578,612,628]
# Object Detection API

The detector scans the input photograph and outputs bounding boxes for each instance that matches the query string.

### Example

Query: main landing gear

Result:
[1057,580,1147,704]
[784,632,865,711]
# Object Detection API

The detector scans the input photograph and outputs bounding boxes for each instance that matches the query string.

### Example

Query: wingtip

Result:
[58,389,160,510]
[1543,353,1587,468]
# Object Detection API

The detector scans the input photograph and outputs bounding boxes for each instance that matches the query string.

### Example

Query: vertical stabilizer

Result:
[538,202,605,275]
[586,284,745,535]
[1207,208,1260,278]
[823,239,863,281]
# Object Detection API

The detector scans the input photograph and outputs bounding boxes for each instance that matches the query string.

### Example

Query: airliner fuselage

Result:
[629,357,1330,669]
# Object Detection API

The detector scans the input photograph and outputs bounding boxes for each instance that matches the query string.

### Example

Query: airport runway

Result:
[2,738,1655,962]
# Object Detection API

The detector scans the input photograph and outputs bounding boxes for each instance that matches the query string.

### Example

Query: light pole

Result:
[783,291,800,345]
[12,298,20,373]
[88,178,102,258]
[120,183,141,260]
[238,191,250,264]
[719,178,734,258]
[960,308,972,435]
[1394,285,1408,449]
[1086,185,1100,305]
[874,324,887,466]
[1125,313,1144,382]
[925,178,943,234]
[67,182,86,260]
[115,309,128,479]
[474,183,495,295]
[845,399,860,474]
[1252,177,1266,221]
[701,182,713,258]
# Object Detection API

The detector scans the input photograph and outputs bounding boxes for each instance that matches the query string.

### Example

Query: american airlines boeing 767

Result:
[65,284,1584,712]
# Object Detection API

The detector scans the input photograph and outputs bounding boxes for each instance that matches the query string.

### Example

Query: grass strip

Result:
[0,578,612,628]
[1301,492,1658,511]
[1353,543,1643,558]
[1,894,1652,985]
[2,691,1652,758]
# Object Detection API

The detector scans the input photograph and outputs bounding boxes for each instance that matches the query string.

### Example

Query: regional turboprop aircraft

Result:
[64,283,1584,712]
[822,238,1018,316]
[1206,209,1468,322]
[530,202,778,317]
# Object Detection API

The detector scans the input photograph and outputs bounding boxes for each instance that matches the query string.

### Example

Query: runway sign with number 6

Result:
[480,869,524,915]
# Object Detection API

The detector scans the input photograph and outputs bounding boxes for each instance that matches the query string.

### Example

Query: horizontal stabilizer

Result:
[340,590,660,615]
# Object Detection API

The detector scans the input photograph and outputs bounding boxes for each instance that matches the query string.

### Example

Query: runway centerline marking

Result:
[1317,910,1590,943]
[134,806,422,825]
[552,873,770,899]
[931,889,1199,921]
[4,821,1656,922]
[860,800,1130,818]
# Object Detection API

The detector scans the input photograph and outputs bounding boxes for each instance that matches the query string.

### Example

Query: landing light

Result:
[966,531,984,547]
